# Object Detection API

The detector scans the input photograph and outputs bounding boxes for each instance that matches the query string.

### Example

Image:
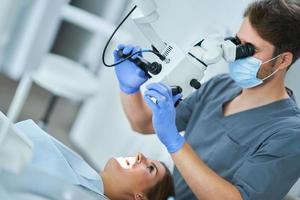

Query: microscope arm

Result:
[131,0,170,56]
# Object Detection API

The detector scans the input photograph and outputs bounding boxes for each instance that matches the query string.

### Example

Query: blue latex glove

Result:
[144,82,185,153]
[113,44,149,94]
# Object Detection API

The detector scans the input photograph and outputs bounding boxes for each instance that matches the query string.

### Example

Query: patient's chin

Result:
[103,157,122,172]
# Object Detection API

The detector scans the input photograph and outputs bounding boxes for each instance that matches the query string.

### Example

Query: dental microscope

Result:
[102,0,255,97]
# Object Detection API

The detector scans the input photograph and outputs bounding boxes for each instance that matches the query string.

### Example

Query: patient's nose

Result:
[136,152,147,164]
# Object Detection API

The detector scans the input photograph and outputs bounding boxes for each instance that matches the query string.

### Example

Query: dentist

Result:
[113,0,300,199]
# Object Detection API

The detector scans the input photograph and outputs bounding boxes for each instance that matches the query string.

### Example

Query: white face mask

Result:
[229,54,282,89]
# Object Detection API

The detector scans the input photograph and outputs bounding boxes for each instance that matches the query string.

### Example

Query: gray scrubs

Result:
[174,74,300,200]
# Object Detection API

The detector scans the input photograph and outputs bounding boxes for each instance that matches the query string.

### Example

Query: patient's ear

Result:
[134,193,147,200]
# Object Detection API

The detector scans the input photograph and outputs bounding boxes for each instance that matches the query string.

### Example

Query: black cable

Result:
[102,5,165,67]
[112,49,163,66]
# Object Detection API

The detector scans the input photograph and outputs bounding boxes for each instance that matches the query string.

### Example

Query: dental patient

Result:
[16,120,175,200]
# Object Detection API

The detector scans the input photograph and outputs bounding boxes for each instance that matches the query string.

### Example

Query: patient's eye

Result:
[147,165,154,173]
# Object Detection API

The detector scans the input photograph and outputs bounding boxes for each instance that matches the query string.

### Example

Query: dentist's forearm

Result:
[120,91,154,134]
[171,143,243,200]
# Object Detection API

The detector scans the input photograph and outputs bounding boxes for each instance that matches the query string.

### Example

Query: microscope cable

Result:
[101,5,164,67]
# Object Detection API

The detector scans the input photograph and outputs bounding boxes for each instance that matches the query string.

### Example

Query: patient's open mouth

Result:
[116,157,132,169]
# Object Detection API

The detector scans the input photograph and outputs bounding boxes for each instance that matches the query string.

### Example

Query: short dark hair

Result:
[244,0,300,66]
[146,162,175,200]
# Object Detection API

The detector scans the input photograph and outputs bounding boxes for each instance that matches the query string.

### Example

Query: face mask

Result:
[229,54,281,89]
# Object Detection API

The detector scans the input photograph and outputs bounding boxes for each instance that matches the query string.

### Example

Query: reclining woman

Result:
[15,120,175,200]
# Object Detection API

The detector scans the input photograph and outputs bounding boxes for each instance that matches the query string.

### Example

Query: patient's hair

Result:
[244,0,300,68]
[145,162,175,200]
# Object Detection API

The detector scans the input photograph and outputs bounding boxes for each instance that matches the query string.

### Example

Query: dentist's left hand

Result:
[144,82,185,153]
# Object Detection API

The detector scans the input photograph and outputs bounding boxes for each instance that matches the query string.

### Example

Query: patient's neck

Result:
[100,172,132,200]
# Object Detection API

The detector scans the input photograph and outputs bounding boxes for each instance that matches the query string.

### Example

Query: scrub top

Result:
[15,120,109,200]
[174,74,300,200]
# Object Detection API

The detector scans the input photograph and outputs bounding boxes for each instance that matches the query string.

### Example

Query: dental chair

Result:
[0,113,107,200]
[284,179,300,200]
[0,169,104,200]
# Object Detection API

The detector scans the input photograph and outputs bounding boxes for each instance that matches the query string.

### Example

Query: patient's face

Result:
[103,152,166,193]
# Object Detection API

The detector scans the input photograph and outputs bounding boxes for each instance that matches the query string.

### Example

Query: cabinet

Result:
[3,0,132,126]
[0,0,131,79]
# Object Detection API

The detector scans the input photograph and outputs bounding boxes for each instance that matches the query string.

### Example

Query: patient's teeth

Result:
[116,157,130,169]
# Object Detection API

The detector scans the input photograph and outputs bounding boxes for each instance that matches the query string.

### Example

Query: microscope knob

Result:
[148,62,162,75]
[190,79,201,89]
[117,49,161,77]
[171,86,182,96]
[171,86,183,107]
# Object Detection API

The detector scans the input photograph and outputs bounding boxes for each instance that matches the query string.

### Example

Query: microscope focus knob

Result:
[148,62,162,75]
[171,86,182,96]
[190,79,201,89]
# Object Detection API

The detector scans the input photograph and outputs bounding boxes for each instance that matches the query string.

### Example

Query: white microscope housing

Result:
[131,0,239,97]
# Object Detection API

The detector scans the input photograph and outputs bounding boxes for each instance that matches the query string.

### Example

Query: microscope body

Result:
[149,36,237,97]
[150,44,205,97]
[129,0,253,97]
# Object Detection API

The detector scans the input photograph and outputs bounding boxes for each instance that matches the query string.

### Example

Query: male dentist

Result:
[113,0,300,199]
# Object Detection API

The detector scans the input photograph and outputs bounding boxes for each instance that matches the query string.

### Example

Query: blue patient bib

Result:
[15,120,105,197]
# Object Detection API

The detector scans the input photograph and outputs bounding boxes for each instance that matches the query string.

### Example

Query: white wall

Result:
[286,59,300,104]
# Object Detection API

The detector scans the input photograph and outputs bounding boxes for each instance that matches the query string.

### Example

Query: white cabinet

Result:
[0,0,131,80]
[0,0,68,80]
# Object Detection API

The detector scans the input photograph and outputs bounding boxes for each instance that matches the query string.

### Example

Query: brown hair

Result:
[244,0,300,67]
[145,162,175,200]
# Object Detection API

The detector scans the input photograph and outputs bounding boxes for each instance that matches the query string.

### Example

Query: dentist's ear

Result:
[277,52,293,71]
[134,193,148,200]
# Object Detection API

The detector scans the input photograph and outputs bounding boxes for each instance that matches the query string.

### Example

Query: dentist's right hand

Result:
[113,44,149,94]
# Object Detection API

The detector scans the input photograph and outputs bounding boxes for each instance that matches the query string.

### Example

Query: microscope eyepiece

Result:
[224,36,241,45]
[225,36,255,60]
[235,43,255,60]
